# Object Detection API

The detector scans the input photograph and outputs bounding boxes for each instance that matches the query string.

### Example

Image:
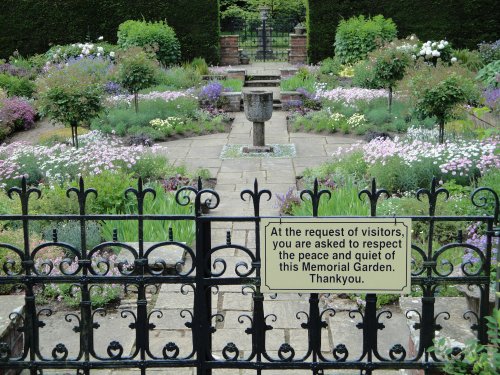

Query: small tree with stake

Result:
[116,48,158,113]
[36,59,106,148]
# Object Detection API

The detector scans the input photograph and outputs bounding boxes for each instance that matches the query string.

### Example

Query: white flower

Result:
[412,55,416,59]
[98,36,104,41]
[432,50,440,57]
[109,51,115,58]
[419,50,426,56]
[451,57,457,63]
[432,42,437,47]
[443,40,449,46]
[97,46,104,53]
[437,43,444,50]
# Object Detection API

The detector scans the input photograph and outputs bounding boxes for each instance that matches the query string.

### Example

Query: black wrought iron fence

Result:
[0,177,497,375]
[222,17,297,62]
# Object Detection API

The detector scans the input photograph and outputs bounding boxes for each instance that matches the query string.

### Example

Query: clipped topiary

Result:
[117,20,181,67]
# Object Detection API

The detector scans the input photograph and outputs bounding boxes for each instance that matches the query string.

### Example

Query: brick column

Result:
[220,35,240,66]
[289,34,307,65]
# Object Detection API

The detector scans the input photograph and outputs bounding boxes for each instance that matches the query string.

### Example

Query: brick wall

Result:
[220,35,240,66]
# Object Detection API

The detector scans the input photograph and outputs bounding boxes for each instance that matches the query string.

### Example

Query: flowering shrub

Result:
[478,40,500,65]
[0,63,32,78]
[198,81,230,108]
[149,117,184,133]
[415,40,455,65]
[346,113,366,129]
[107,90,188,106]
[328,112,346,131]
[276,187,301,215]
[45,41,116,65]
[0,131,161,188]
[332,136,499,191]
[0,97,36,132]
[316,87,387,104]
[482,88,499,114]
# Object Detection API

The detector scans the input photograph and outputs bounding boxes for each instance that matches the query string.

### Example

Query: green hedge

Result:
[0,0,220,64]
[307,0,500,63]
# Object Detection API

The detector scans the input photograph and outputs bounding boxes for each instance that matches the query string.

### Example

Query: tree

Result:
[36,58,107,148]
[404,62,480,144]
[115,48,159,113]
[369,47,410,112]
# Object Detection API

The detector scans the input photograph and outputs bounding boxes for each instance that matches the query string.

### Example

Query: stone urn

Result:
[243,91,273,150]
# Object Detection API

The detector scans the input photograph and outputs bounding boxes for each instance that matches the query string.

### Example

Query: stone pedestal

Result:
[243,91,273,152]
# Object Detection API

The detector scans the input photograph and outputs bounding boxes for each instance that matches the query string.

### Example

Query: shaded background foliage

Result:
[0,0,220,64]
[307,0,500,63]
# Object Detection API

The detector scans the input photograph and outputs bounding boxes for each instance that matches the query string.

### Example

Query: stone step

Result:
[245,74,280,81]
[244,79,280,87]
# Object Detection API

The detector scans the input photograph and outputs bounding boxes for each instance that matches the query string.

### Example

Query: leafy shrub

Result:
[431,309,499,375]
[101,185,195,245]
[352,60,382,89]
[334,15,397,65]
[189,57,210,76]
[453,49,484,72]
[291,178,370,217]
[42,221,102,251]
[0,97,36,137]
[115,48,159,112]
[155,66,202,90]
[221,79,243,92]
[281,71,317,92]
[478,40,500,65]
[476,60,500,88]
[0,73,36,98]
[36,58,106,141]
[319,57,342,76]
[117,20,181,67]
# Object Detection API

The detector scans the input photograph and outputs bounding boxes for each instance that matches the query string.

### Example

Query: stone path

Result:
[157,111,360,216]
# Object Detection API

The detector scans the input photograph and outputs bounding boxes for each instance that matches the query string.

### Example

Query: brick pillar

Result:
[220,35,240,66]
[288,34,307,65]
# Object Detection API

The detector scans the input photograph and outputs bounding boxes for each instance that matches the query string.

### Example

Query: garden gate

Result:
[222,10,298,62]
[0,177,498,374]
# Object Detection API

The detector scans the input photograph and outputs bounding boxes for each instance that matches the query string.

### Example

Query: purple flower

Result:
[483,88,500,113]
[0,63,31,78]
[104,81,126,95]
[199,82,225,102]
[0,97,36,130]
